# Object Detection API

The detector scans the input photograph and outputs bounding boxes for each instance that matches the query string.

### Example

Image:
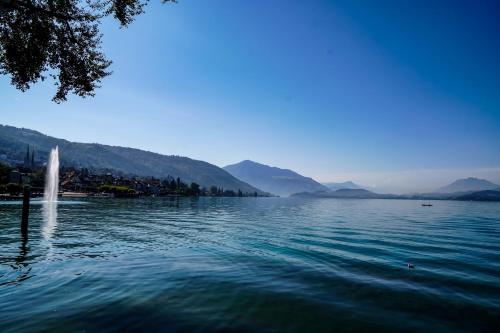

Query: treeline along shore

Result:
[0,163,262,199]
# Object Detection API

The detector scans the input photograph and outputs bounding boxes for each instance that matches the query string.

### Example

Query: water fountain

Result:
[43,146,59,240]
[44,146,59,203]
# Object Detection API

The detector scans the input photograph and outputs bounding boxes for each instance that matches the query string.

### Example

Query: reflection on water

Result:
[15,236,29,266]
[0,197,499,332]
[42,201,58,241]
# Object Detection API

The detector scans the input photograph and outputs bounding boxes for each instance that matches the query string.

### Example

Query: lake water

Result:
[1,197,499,332]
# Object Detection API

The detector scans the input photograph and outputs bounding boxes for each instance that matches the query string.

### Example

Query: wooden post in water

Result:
[21,185,30,236]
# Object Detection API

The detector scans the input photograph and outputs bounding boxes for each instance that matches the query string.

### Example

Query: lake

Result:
[1,197,499,332]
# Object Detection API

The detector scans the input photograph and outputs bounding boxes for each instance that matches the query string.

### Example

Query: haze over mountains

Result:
[0,125,263,194]
[292,189,394,199]
[223,160,328,197]
[434,177,500,193]
[323,181,365,191]
[293,176,500,201]
[2,124,499,200]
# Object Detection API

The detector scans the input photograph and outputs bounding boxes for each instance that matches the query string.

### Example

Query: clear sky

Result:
[2,0,500,192]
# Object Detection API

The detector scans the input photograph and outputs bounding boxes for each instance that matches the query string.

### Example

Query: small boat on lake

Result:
[422,204,433,207]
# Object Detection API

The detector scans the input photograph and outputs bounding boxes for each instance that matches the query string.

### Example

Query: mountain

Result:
[323,181,364,191]
[453,190,500,201]
[0,124,263,194]
[293,188,500,201]
[223,160,328,197]
[434,177,500,193]
[292,188,396,199]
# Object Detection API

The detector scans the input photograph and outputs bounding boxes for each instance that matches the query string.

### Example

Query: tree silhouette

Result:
[0,0,176,102]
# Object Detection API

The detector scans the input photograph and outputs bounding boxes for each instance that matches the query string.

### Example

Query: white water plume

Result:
[43,146,59,240]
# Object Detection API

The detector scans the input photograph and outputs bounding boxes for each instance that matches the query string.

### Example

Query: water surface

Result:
[1,198,499,332]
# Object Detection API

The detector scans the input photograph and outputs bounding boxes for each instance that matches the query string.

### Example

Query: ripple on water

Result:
[0,197,499,332]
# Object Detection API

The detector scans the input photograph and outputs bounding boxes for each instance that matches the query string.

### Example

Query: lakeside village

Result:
[0,147,260,200]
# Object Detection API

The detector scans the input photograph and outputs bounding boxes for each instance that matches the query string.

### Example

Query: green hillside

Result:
[0,124,263,194]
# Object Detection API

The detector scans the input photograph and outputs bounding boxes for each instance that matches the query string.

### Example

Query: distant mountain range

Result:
[453,190,500,201]
[434,177,500,193]
[292,185,500,202]
[322,181,364,191]
[0,125,264,194]
[293,189,389,199]
[3,124,499,201]
[223,160,328,197]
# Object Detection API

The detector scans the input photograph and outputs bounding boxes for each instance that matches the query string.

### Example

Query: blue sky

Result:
[2,0,500,192]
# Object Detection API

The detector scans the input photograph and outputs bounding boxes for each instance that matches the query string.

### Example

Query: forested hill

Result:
[0,124,263,194]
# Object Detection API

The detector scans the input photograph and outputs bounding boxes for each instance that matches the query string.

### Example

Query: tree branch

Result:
[1,0,94,21]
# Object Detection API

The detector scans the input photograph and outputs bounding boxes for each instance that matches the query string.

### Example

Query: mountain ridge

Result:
[322,181,365,191]
[292,189,397,199]
[434,177,500,193]
[292,187,500,201]
[0,124,264,194]
[223,160,328,197]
